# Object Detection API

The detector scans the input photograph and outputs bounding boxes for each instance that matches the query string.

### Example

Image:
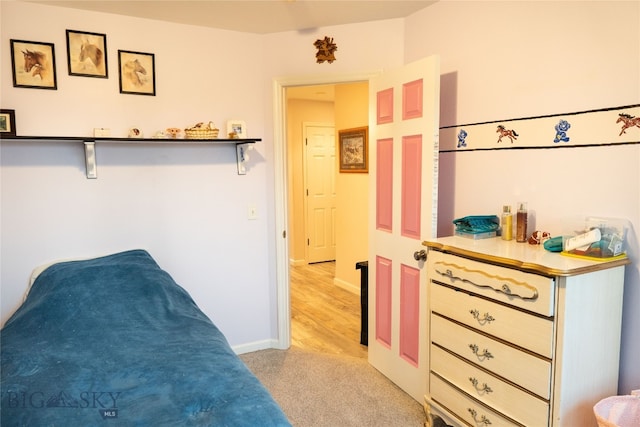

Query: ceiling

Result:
[24,0,437,35]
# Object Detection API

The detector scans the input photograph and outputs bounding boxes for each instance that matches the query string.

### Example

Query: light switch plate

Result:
[248,205,258,220]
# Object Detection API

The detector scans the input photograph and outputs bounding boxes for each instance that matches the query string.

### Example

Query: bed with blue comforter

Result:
[1,249,290,426]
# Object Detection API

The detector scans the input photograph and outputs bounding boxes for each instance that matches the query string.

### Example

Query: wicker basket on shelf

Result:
[184,122,219,139]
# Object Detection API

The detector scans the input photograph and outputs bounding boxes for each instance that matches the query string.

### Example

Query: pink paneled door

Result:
[401,135,422,239]
[399,263,421,367]
[368,56,440,403]
[376,138,393,232]
[375,256,393,348]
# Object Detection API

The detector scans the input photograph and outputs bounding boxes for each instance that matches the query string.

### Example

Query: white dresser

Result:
[423,236,628,427]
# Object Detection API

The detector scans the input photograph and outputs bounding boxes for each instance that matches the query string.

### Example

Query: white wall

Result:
[405,0,640,394]
[0,1,273,349]
[334,82,369,292]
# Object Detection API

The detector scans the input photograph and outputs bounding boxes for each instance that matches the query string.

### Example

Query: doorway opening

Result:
[276,74,375,351]
[285,85,336,266]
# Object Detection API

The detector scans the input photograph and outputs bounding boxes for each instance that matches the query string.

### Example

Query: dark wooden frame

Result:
[66,29,108,78]
[339,126,368,173]
[10,39,57,90]
[0,110,17,136]
[118,50,156,96]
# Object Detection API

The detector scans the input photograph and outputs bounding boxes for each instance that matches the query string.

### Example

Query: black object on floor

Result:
[355,261,368,346]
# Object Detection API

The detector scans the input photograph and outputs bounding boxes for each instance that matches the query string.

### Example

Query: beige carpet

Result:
[240,346,426,426]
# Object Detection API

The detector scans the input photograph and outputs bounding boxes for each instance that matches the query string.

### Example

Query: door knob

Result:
[413,249,427,261]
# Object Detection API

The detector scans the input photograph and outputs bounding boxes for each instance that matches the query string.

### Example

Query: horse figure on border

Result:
[616,113,640,136]
[79,41,104,74]
[496,125,518,143]
[123,59,146,87]
[22,49,49,80]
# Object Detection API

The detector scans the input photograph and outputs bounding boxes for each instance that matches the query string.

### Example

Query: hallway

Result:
[290,262,367,359]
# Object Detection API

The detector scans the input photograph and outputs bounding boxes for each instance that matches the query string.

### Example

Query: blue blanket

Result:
[1,250,290,426]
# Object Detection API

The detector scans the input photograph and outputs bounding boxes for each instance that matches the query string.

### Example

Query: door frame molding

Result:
[273,71,379,349]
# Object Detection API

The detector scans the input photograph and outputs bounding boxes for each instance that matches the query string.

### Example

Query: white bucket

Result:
[594,395,640,427]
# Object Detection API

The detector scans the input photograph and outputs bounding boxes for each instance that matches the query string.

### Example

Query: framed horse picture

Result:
[10,39,57,90]
[66,30,108,78]
[339,126,368,173]
[118,50,156,96]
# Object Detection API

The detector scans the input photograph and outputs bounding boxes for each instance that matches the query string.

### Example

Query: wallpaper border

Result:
[440,104,640,153]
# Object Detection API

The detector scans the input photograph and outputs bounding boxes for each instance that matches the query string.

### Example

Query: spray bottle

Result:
[501,205,513,241]
[516,202,528,242]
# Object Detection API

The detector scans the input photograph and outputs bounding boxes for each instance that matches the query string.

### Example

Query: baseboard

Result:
[232,338,283,355]
[334,277,360,295]
[289,258,306,267]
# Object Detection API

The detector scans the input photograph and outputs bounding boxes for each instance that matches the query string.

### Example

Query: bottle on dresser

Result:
[516,202,528,242]
[501,205,513,241]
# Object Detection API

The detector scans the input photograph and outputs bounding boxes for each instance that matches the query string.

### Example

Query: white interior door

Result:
[367,56,440,402]
[304,123,336,263]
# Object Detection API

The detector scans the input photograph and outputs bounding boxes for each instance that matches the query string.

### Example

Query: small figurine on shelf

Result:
[128,128,143,138]
[166,127,181,139]
[228,131,239,139]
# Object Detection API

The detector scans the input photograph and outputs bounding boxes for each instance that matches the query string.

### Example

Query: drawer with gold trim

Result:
[428,251,554,316]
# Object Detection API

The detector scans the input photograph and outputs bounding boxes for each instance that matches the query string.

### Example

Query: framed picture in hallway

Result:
[339,126,368,173]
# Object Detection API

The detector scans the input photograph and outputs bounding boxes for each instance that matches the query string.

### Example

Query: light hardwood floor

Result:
[290,261,368,359]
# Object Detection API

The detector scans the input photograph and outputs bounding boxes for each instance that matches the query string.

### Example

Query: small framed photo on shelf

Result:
[339,126,368,173]
[226,120,246,139]
[0,110,17,137]
[118,50,156,96]
[10,39,57,90]
[66,29,108,78]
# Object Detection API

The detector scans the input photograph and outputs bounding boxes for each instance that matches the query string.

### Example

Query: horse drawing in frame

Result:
[78,41,105,75]
[22,49,50,81]
[123,59,147,87]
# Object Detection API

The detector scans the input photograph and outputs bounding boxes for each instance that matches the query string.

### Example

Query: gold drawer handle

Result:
[468,408,492,425]
[469,344,494,360]
[470,309,495,324]
[469,377,493,394]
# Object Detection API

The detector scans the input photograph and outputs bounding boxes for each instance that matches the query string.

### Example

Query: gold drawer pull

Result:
[468,408,492,425]
[469,344,494,360]
[470,309,495,324]
[469,377,493,394]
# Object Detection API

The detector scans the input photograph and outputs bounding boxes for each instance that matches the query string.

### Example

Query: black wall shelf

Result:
[0,136,261,177]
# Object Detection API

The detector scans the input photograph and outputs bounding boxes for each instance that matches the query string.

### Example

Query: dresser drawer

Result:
[430,374,523,427]
[431,283,554,358]
[431,313,551,398]
[428,251,555,316]
[431,345,549,427]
